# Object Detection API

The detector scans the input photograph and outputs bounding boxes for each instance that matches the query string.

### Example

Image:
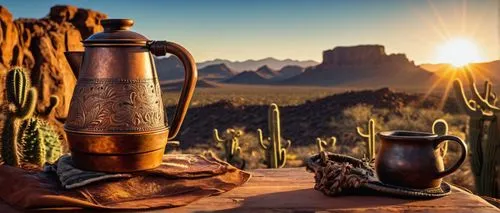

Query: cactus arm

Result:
[330,137,337,148]
[233,144,241,157]
[432,119,449,157]
[257,129,268,149]
[213,129,224,144]
[276,140,291,168]
[316,138,325,152]
[230,139,238,156]
[463,68,500,112]
[284,139,291,150]
[356,127,369,137]
[278,148,287,168]
[16,88,37,119]
[453,79,482,115]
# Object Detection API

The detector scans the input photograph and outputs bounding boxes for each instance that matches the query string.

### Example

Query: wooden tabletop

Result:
[0,167,498,212]
[169,168,498,213]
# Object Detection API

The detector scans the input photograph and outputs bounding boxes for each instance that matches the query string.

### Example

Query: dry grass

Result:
[162,84,356,107]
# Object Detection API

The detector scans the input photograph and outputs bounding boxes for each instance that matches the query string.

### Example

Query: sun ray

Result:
[422,71,447,101]
[460,0,467,33]
[427,0,452,39]
[438,69,457,110]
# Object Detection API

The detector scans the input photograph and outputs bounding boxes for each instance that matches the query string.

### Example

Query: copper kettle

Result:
[64,19,197,172]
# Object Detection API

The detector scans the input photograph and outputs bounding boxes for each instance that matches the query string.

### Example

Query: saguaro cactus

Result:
[432,119,449,157]
[213,128,243,163]
[453,67,499,197]
[22,118,62,166]
[257,103,291,168]
[356,119,376,160]
[316,137,337,152]
[1,68,37,167]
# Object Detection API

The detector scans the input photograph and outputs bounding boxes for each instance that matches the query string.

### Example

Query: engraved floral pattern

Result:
[65,78,166,132]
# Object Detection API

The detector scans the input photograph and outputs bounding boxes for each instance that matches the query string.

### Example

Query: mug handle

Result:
[149,41,198,140]
[433,135,468,178]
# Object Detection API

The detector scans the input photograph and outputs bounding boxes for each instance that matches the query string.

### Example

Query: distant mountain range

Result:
[197,57,318,72]
[156,44,498,90]
[155,57,309,82]
[223,65,305,84]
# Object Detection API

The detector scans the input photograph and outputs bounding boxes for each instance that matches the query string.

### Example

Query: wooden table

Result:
[0,168,498,212]
[169,168,498,213]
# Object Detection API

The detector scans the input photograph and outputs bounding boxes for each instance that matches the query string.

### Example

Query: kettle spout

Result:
[64,51,84,78]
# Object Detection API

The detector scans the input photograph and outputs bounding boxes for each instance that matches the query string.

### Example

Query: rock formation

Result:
[282,45,434,88]
[321,45,413,67]
[224,71,270,85]
[198,63,235,80]
[255,65,277,79]
[276,65,304,80]
[0,5,107,145]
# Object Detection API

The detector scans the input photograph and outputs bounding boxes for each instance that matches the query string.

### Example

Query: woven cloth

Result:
[0,153,251,210]
[306,151,451,199]
[44,154,133,189]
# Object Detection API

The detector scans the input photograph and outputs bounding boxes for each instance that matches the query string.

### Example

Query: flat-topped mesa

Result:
[322,45,411,66]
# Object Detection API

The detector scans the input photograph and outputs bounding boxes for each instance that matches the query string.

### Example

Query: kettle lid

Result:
[83,19,149,46]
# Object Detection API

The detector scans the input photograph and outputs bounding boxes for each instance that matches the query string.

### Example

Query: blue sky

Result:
[2,0,498,63]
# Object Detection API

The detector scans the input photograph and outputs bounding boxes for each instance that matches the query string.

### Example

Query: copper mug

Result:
[64,19,197,172]
[376,131,467,189]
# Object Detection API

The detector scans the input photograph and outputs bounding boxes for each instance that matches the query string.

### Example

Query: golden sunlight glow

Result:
[436,38,482,67]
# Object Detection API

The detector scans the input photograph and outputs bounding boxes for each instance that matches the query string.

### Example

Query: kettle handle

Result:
[149,41,198,140]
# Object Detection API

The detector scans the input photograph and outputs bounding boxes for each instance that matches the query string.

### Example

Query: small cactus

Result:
[22,118,62,166]
[356,118,376,160]
[432,119,449,157]
[316,137,337,152]
[0,67,63,168]
[213,128,243,165]
[257,103,291,168]
[1,67,37,167]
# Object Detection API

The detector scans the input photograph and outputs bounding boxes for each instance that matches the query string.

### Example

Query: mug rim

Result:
[378,130,438,140]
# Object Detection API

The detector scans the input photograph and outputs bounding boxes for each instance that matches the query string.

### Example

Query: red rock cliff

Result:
[0,5,107,120]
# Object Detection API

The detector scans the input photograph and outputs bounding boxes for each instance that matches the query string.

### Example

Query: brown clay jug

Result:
[376,131,467,189]
[64,19,197,172]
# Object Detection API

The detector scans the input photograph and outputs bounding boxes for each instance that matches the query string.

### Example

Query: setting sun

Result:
[436,38,482,67]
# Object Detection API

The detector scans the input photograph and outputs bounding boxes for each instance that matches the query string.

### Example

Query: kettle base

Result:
[71,148,166,173]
